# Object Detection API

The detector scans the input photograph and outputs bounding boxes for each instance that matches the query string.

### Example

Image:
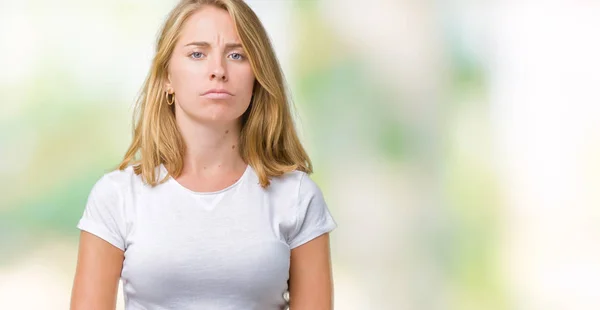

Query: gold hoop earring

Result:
[166,91,175,105]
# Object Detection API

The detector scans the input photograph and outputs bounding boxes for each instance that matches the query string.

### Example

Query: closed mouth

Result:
[202,89,233,96]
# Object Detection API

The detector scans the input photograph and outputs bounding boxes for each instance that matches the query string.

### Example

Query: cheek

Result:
[170,60,204,92]
[240,78,255,108]
[239,67,256,95]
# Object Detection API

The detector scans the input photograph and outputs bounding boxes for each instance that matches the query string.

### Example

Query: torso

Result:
[173,161,249,193]
[118,164,299,309]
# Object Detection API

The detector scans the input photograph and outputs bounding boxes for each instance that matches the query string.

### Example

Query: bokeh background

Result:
[1,0,599,309]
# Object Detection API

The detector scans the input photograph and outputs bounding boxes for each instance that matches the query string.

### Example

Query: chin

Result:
[194,111,245,124]
[179,102,249,124]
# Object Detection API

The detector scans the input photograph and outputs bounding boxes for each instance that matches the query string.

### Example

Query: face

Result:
[165,6,255,124]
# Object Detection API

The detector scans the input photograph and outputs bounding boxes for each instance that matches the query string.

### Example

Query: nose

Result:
[210,71,227,81]
[209,58,227,82]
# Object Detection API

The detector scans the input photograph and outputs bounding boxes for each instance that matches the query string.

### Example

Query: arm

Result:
[70,231,124,310]
[289,233,334,310]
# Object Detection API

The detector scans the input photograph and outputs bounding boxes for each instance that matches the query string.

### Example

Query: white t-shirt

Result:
[76,164,337,310]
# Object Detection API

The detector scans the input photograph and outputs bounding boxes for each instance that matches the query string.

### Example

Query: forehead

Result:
[178,6,240,43]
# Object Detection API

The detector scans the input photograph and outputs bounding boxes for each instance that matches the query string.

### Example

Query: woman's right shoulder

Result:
[90,165,141,196]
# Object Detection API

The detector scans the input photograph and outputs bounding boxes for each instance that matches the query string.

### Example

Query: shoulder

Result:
[89,165,146,199]
[265,169,323,199]
[95,165,136,188]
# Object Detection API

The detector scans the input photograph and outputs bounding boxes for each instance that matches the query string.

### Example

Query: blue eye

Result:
[229,53,244,60]
[190,52,204,59]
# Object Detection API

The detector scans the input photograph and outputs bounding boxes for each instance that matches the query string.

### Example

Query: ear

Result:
[164,73,173,93]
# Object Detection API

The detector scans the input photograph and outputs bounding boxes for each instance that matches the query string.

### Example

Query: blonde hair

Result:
[118,0,312,188]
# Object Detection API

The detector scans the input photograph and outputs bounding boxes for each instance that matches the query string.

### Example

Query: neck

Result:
[176,115,246,177]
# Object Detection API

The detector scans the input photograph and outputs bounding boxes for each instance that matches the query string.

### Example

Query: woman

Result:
[70,0,337,309]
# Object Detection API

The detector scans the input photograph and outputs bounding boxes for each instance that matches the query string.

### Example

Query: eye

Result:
[228,52,244,60]
[190,51,205,59]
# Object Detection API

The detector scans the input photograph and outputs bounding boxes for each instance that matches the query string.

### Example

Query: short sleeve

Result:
[76,174,127,251]
[287,173,338,249]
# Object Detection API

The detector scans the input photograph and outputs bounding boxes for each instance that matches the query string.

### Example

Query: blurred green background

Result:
[1,0,599,309]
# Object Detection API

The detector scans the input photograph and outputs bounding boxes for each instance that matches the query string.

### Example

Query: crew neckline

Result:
[161,164,251,196]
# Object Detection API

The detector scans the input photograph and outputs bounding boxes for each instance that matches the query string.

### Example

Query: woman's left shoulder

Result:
[268,169,322,196]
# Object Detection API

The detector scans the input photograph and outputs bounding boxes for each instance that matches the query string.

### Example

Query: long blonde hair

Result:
[118,0,312,188]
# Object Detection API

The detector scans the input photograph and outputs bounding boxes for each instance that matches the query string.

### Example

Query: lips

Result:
[203,93,232,99]
[201,89,233,99]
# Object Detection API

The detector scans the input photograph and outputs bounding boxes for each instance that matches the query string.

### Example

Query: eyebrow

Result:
[183,41,243,50]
